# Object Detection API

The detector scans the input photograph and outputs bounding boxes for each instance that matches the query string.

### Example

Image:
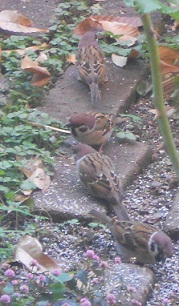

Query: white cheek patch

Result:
[148,231,159,255]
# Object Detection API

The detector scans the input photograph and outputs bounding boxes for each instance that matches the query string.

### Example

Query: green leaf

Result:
[88,222,106,229]
[75,270,88,286]
[20,179,37,191]
[134,0,162,14]
[123,0,134,6]
[120,114,142,123]
[53,272,73,283]
[3,282,14,295]
[116,131,137,141]
[0,185,9,193]
[160,3,179,21]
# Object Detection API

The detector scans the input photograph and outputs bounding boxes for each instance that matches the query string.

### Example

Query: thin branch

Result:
[141,13,179,176]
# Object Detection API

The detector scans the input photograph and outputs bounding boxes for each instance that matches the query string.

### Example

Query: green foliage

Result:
[124,0,179,19]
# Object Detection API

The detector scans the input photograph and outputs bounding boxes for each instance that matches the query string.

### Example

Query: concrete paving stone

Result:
[34,138,152,221]
[164,190,179,239]
[104,263,156,306]
[40,60,148,123]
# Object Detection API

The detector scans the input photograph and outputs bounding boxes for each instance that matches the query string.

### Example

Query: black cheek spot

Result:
[79,126,88,133]
[150,241,156,252]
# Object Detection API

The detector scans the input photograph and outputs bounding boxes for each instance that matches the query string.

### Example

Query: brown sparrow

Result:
[75,31,106,103]
[90,209,173,264]
[73,143,130,221]
[67,112,114,151]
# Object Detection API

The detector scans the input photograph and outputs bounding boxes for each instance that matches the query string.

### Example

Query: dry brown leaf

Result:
[1,43,50,56]
[15,236,59,272]
[0,21,49,35]
[159,46,179,73]
[158,46,179,100]
[172,21,179,31]
[73,15,142,36]
[14,193,30,202]
[0,10,32,26]
[21,55,50,87]
[66,53,76,64]
[18,157,51,191]
[98,20,139,44]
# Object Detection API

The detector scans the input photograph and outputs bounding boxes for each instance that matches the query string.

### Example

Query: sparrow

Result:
[67,112,114,151]
[75,31,107,103]
[89,209,173,264]
[73,143,130,221]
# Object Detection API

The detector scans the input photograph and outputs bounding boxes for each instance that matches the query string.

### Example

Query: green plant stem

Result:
[141,13,179,176]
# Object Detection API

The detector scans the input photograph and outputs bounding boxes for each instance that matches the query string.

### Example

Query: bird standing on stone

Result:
[67,112,114,151]
[73,143,130,221]
[75,31,107,103]
[90,209,173,264]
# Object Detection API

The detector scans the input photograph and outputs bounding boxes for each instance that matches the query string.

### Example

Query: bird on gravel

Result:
[90,209,173,264]
[75,31,107,103]
[73,143,130,221]
[67,112,114,151]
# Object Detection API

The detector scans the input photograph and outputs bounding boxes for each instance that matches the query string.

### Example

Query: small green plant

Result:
[0,250,151,306]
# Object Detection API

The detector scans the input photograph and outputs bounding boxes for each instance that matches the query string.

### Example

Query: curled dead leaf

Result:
[18,157,51,191]
[0,10,32,26]
[73,15,142,38]
[15,236,59,272]
[21,55,50,87]
[1,43,50,56]
[0,21,49,35]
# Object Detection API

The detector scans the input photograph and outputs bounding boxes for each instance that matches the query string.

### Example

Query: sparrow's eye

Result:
[79,125,88,133]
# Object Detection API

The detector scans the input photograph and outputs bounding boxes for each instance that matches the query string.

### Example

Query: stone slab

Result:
[40,60,147,124]
[34,139,152,221]
[164,190,179,239]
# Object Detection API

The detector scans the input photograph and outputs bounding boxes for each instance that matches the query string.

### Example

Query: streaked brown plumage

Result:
[73,143,130,221]
[75,31,106,103]
[90,209,173,264]
[67,112,114,151]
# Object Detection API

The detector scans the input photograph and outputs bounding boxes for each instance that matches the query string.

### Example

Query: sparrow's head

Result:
[149,231,173,262]
[73,143,96,161]
[78,31,98,48]
[67,113,96,137]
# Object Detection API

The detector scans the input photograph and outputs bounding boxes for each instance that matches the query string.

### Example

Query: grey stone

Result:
[104,263,156,306]
[33,138,152,221]
[164,190,179,239]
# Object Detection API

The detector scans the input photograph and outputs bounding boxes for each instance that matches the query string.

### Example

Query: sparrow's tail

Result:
[90,83,101,103]
[111,203,131,222]
[89,209,111,224]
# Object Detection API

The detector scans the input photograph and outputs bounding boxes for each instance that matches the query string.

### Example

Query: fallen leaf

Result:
[15,236,59,272]
[0,21,49,35]
[98,20,139,44]
[74,15,142,41]
[111,54,127,67]
[18,157,51,191]
[21,55,50,87]
[159,46,179,74]
[158,46,179,100]
[66,53,76,64]
[0,10,32,26]
[1,43,50,56]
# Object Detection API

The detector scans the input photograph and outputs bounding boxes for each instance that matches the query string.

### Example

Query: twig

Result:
[26,121,71,134]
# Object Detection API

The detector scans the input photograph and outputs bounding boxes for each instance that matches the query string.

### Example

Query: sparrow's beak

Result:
[64,123,71,128]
